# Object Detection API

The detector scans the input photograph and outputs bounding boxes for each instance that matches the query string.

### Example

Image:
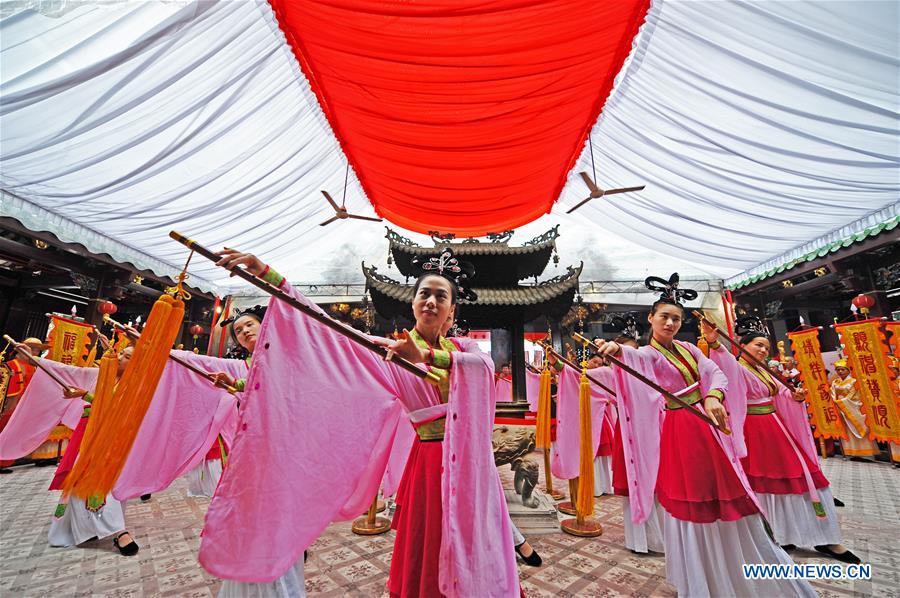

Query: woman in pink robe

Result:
[206,248,518,598]
[703,321,859,563]
[592,274,815,597]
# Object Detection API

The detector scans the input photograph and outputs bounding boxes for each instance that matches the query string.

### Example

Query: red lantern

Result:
[851,293,875,316]
[189,324,204,337]
[97,300,117,316]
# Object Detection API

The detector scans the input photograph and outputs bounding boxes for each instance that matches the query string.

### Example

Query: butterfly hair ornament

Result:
[411,248,478,302]
[644,272,698,305]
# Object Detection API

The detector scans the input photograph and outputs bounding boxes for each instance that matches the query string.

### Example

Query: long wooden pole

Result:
[571,332,729,434]
[692,310,794,390]
[534,341,617,397]
[104,316,239,393]
[3,335,86,398]
[169,232,439,385]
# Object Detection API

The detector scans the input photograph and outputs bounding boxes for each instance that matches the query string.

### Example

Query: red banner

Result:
[269,0,651,235]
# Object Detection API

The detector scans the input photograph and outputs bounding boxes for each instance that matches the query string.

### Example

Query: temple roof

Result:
[386,226,559,286]
[363,262,581,327]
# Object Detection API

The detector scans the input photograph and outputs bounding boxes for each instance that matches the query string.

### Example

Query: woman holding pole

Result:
[590,274,814,597]
[702,318,859,563]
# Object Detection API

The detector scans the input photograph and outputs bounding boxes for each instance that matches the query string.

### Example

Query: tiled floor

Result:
[1,456,897,597]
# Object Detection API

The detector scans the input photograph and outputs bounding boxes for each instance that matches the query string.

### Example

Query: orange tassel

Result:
[576,371,595,518]
[64,294,184,499]
[535,365,552,449]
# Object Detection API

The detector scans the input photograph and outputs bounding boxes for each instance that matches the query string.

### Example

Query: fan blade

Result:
[579,171,601,194]
[319,216,340,227]
[565,195,594,214]
[321,190,340,212]
[603,185,646,195]
[348,214,383,222]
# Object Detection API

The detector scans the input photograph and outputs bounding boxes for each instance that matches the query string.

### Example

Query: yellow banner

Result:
[47,315,94,366]
[835,318,900,443]
[788,328,847,440]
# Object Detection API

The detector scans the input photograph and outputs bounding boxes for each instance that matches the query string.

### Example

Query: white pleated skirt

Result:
[186,458,224,498]
[593,456,613,496]
[218,557,306,598]
[760,486,842,547]
[623,498,665,554]
[48,495,126,547]
[664,511,816,597]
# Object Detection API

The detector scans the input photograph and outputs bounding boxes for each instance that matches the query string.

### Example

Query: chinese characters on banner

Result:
[788,328,847,440]
[834,319,900,443]
[46,315,94,366]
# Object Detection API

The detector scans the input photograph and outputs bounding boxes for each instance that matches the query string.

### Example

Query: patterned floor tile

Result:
[1,454,897,596]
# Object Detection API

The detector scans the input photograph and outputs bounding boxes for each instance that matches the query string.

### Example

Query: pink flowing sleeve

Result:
[525,369,541,411]
[773,385,818,463]
[610,346,664,523]
[0,361,95,460]
[551,367,607,479]
[113,352,242,500]
[706,344,750,458]
[199,285,422,582]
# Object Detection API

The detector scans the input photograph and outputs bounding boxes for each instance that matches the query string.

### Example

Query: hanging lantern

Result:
[97,300,118,316]
[851,293,875,317]
[189,324,204,337]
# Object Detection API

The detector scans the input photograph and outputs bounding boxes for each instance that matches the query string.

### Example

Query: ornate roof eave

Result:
[385,225,560,256]
[363,261,582,306]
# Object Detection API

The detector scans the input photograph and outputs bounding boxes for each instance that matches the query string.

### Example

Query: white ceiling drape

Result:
[1,0,897,292]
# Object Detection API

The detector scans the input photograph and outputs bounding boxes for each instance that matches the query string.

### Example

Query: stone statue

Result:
[492,425,539,508]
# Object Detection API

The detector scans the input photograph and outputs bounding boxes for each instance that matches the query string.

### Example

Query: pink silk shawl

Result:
[113,352,243,500]
[550,366,610,479]
[525,369,541,411]
[495,376,512,402]
[710,346,817,463]
[198,285,518,596]
[615,341,762,524]
[0,361,94,459]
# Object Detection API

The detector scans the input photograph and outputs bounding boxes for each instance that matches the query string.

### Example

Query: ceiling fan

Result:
[319,190,383,226]
[566,171,645,214]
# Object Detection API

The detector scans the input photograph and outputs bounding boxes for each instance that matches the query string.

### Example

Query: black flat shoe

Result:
[833,497,845,507]
[814,545,860,564]
[515,542,542,567]
[781,544,796,551]
[114,532,139,556]
[0,468,12,474]
[140,494,152,502]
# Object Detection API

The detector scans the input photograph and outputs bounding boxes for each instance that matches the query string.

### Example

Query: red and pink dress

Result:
[614,338,815,597]
[710,345,841,547]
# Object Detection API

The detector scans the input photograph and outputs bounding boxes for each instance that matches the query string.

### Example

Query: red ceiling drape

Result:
[269,0,650,236]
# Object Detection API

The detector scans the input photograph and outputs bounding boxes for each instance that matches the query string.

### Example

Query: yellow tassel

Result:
[64,294,184,499]
[535,364,552,449]
[576,370,595,518]
[63,346,118,499]
[697,336,710,358]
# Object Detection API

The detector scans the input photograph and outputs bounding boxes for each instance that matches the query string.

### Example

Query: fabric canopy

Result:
[270,0,650,236]
[1,0,897,292]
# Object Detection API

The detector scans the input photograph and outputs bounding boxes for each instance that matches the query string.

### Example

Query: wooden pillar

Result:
[510,319,526,402]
